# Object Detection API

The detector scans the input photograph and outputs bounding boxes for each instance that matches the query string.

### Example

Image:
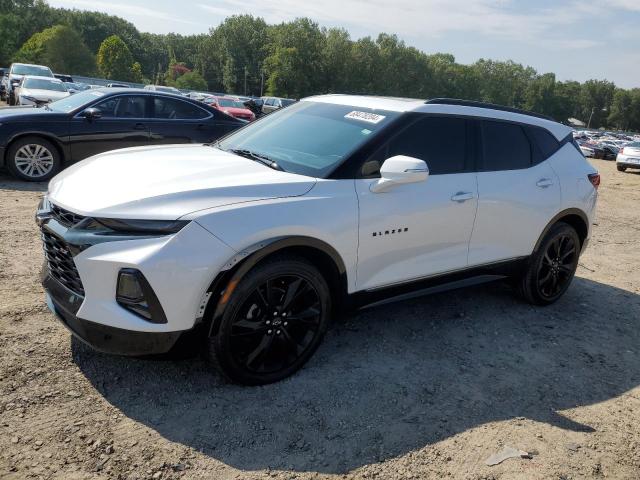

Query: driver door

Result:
[355,115,478,290]
[69,94,151,161]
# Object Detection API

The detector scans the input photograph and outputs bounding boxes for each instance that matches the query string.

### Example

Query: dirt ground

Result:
[0,158,639,480]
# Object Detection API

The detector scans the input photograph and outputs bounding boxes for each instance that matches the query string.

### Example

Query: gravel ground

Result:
[0,158,639,480]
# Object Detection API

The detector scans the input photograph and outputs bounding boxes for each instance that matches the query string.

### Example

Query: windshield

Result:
[218,98,245,108]
[281,99,296,106]
[23,78,67,92]
[48,89,106,112]
[12,65,52,77]
[218,101,400,177]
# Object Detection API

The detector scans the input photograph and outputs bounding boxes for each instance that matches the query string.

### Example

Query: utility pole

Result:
[260,71,264,97]
[244,67,247,96]
[587,107,595,129]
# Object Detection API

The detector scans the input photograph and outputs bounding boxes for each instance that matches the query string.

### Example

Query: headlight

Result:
[95,218,189,234]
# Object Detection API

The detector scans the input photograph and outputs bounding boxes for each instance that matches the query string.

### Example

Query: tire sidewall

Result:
[210,257,331,385]
[7,136,61,182]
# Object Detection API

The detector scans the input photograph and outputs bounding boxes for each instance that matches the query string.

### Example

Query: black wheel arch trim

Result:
[532,208,589,253]
[204,236,347,336]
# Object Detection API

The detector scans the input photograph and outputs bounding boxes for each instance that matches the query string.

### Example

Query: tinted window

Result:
[371,116,467,175]
[218,101,401,177]
[153,97,208,119]
[265,98,275,106]
[94,95,146,118]
[481,121,531,171]
[526,126,559,160]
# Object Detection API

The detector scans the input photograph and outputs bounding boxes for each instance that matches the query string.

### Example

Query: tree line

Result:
[2,0,639,131]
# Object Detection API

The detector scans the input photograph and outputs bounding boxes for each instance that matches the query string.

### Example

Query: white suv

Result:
[37,95,599,385]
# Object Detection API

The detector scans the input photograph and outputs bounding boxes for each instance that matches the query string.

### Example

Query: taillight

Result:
[588,173,600,190]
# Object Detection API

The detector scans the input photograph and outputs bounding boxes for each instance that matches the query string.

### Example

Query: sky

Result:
[48,0,640,88]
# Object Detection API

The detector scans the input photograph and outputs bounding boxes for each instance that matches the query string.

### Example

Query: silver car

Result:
[260,96,296,114]
[616,141,640,172]
[5,63,54,105]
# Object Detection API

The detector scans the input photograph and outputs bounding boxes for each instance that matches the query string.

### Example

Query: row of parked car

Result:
[573,129,640,173]
[1,63,297,123]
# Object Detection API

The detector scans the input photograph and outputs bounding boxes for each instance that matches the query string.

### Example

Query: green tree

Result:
[14,25,95,74]
[264,18,325,98]
[175,71,207,90]
[97,35,135,81]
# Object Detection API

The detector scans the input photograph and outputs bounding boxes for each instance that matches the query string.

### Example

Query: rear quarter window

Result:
[526,126,560,163]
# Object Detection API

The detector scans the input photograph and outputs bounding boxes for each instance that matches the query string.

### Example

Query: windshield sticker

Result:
[345,111,386,124]
[88,91,105,97]
[361,128,372,135]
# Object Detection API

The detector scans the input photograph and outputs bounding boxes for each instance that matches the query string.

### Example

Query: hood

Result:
[20,88,69,101]
[47,144,317,220]
[0,106,59,118]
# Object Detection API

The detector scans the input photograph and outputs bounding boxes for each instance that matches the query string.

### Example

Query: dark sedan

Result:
[0,88,245,181]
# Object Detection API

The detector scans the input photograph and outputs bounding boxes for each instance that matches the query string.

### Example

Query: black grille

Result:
[41,229,85,296]
[50,203,85,228]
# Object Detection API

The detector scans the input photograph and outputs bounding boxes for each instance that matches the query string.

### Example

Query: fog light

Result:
[116,268,167,323]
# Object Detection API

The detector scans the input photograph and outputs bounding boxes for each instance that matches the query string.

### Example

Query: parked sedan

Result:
[0,88,244,181]
[14,76,70,106]
[261,96,296,114]
[206,96,255,121]
[617,142,640,172]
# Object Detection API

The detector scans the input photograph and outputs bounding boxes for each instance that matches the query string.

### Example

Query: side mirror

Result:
[82,107,102,121]
[370,155,429,193]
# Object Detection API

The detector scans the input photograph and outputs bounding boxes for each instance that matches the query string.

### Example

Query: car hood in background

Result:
[20,88,70,101]
[47,144,317,220]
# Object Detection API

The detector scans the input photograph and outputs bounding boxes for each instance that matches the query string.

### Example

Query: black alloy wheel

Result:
[519,222,580,305]
[208,256,331,385]
[536,233,578,299]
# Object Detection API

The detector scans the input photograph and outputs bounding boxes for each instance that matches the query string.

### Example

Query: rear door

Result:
[468,120,561,265]
[355,115,478,290]
[146,96,226,145]
[69,94,150,161]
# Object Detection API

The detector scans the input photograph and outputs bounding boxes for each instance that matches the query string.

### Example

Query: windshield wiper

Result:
[228,148,284,171]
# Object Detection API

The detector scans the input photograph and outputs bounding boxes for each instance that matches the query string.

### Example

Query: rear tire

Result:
[617,165,626,172]
[6,136,62,182]
[207,255,331,385]
[519,222,580,306]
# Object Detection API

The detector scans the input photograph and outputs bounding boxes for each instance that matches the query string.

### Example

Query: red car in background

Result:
[205,96,255,121]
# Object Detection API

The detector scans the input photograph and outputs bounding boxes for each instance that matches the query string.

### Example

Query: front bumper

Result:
[38,199,237,354]
[44,272,182,355]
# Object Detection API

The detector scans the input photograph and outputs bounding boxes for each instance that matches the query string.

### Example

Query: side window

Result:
[152,97,209,120]
[480,121,531,171]
[266,98,275,106]
[93,96,146,118]
[368,116,467,176]
[526,126,560,163]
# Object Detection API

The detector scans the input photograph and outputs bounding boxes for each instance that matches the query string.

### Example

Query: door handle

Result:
[133,123,146,130]
[451,191,474,203]
[536,178,554,188]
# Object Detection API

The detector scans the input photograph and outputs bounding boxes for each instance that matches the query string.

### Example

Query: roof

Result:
[304,94,571,140]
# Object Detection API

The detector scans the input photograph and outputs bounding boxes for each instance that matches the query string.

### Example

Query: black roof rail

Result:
[425,98,555,122]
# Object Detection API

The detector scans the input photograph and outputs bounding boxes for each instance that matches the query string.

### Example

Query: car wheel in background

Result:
[617,165,626,172]
[518,222,580,306]
[207,255,331,385]
[6,136,62,182]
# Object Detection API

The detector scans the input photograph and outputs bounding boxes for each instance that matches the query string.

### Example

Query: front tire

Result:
[519,222,580,305]
[617,165,626,172]
[207,255,331,385]
[6,136,62,182]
